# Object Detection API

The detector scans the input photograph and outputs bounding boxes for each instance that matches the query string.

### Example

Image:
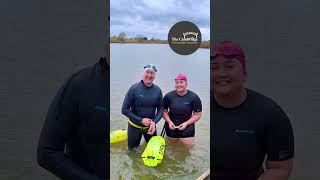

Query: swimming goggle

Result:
[144,64,157,72]
[211,48,245,60]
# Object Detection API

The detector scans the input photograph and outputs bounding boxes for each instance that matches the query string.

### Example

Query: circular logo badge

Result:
[168,21,202,55]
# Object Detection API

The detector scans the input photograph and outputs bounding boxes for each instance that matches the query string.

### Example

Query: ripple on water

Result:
[111,139,209,179]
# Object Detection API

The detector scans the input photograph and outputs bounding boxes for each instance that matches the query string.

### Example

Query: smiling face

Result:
[175,79,187,94]
[211,56,247,96]
[143,69,156,86]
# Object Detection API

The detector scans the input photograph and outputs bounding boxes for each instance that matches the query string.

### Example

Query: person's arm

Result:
[153,89,164,124]
[178,112,201,130]
[163,110,171,124]
[162,94,176,130]
[258,104,294,180]
[162,93,172,124]
[121,85,144,126]
[37,73,103,180]
[179,93,202,130]
[185,112,202,125]
[257,159,293,180]
[148,89,164,134]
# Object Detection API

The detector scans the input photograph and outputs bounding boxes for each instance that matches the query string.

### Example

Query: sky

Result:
[111,0,210,41]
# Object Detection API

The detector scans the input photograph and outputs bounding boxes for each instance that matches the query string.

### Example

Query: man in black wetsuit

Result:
[37,55,109,180]
[211,41,294,180]
[37,10,111,176]
[122,64,164,150]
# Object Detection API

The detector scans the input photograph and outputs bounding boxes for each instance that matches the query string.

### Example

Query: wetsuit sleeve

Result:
[153,89,164,124]
[37,74,103,180]
[264,105,294,161]
[192,93,202,112]
[163,93,169,110]
[121,85,143,125]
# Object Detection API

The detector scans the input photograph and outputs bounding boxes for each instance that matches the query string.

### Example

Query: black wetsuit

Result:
[37,57,109,180]
[163,90,202,138]
[122,80,163,149]
[211,89,294,180]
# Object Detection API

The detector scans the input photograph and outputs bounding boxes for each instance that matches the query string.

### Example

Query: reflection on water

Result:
[111,139,208,180]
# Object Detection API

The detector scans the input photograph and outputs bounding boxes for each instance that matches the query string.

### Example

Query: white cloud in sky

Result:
[111,0,210,40]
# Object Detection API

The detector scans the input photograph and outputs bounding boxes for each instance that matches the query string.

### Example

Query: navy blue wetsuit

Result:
[37,57,109,180]
[163,90,202,138]
[211,89,294,180]
[122,80,163,149]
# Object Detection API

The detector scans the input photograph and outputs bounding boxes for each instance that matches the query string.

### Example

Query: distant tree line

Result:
[110,32,209,48]
[110,32,167,43]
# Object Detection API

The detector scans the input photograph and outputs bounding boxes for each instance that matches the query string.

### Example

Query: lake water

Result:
[110,43,210,179]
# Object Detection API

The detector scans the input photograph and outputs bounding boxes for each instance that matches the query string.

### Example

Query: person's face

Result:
[143,69,156,85]
[175,79,187,93]
[211,56,247,96]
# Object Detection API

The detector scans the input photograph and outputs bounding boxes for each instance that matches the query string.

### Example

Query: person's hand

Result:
[147,122,156,135]
[178,122,189,131]
[168,121,176,130]
[141,118,152,126]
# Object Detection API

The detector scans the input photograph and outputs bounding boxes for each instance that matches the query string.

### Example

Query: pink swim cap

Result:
[211,41,246,74]
[175,74,187,83]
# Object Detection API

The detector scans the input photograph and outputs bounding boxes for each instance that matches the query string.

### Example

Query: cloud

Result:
[111,0,210,40]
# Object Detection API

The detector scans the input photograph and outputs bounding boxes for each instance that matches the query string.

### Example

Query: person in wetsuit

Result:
[163,74,202,145]
[122,64,164,150]
[37,56,110,180]
[211,41,294,180]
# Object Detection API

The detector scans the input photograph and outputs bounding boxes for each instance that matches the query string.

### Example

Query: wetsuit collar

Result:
[176,89,188,97]
[212,88,249,110]
[99,56,109,72]
[141,80,153,88]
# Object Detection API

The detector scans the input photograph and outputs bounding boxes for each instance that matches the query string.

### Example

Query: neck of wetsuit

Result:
[142,80,153,87]
[177,89,188,96]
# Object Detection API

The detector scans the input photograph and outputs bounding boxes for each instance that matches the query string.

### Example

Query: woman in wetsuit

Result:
[163,74,202,145]
[211,40,294,180]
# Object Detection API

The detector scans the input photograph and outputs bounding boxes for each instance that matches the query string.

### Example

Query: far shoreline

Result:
[110,41,210,49]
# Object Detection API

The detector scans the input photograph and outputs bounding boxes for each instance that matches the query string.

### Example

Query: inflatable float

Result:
[141,136,166,167]
[110,129,127,143]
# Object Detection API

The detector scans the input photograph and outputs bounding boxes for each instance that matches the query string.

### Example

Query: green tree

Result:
[118,32,126,41]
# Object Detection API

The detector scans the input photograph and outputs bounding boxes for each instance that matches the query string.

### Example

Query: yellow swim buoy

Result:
[110,129,127,144]
[141,136,166,167]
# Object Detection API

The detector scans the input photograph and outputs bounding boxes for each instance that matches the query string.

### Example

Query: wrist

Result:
[169,120,174,126]
[166,118,172,124]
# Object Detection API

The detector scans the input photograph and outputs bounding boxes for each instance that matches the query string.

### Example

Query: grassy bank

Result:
[200,41,210,48]
[111,39,168,44]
